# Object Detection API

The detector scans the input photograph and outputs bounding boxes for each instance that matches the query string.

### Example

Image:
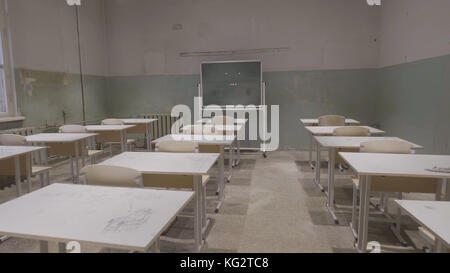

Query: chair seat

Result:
[88,150,103,157]
[32,166,52,175]
[202,175,210,186]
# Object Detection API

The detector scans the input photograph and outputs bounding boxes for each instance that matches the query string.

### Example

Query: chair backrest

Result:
[80,165,143,188]
[156,140,198,153]
[360,140,413,154]
[182,125,216,135]
[0,134,27,146]
[59,125,87,133]
[101,119,124,125]
[318,115,345,126]
[334,126,370,136]
[211,116,234,125]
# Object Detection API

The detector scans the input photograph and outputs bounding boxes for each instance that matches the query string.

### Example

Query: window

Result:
[0,34,7,114]
[0,0,18,119]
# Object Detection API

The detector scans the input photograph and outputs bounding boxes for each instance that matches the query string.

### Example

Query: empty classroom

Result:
[0,0,449,257]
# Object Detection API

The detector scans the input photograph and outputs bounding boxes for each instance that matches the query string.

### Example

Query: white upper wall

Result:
[378,0,450,67]
[8,0,107,75]
[105,0,380,76]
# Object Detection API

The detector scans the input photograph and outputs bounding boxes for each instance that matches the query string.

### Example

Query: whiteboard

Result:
[201,61,262,106]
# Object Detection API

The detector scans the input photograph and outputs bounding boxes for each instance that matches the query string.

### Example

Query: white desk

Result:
[339,153,450,253]
[304,125,385,171]
[197,118,248,126]
[152,134,235,212]
[119,119,158,152]
[395,200,450,252]
[26,133,98,184]
[85,125,135,153]
[314,136,423,224]
[182,124,244,167]
[300,118,360,126]
[0,146,47,196]
[299,118,360,168]
[0,183,194,253]
[99,152,219,252]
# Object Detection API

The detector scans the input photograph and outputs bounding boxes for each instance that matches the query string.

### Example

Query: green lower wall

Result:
[1,69,109,131]
[377,54,450,154]
[106,69,379,149]
[106,74,200,118]
[3,55,448,153]
[264,69,379,149]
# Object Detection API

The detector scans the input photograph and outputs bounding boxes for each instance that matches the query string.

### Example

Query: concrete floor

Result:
[0,149,432,253]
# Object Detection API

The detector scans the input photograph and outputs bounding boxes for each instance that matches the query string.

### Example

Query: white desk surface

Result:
[119,119,158,124]
[300,118,360,125]
[305,126,385,135]
[339,153,450,178]
[315,136,423,149]
[152,134,234,145]
[395,200,450,248]
[0,183,194,252]
[26,133,98,143]
[100,152,219,175]
[0,146,46,160]
[182,124,243,133]
[197,118,248,125]
[85,125,135,131]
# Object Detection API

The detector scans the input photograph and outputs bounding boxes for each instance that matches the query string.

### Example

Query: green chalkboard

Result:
[201,61,262,106]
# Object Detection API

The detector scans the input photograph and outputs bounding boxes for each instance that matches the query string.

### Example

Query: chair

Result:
[333,126,371,170]
[101,119,125,126]
[80,165,143,188]
[182,125,216,135]
[318,115,345,126]
[101,119,136,155]
[351,140,439,246]
[59,125,103,164]
[211,116,234,126]
[0,134,52,193]
[333,126,370,137]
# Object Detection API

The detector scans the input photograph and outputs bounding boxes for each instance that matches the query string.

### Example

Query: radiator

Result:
[0,126,37,136]
[138,113,179,139]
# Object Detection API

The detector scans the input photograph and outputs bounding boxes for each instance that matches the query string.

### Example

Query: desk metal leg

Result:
[309,133,315,169]
[444,178,450,201]
[26,153,32,193]
[14,156,21,197]
[327,148,339,224]
[69,156,75,184]
[42,145,49,186]
[81,139,86,167]
[216,149,225,213]
[146,124,153,152]
[36,149,44,188]
[193,175,202,252]
[227,144,233,183]
[74,141,80,184]
[356,175,371,253]
[236,139,240,167]
[120,131,126,153]
[314,140,325,192]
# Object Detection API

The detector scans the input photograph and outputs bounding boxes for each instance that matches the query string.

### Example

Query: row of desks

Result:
[299,118,450,252]
[0,119,246,253]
